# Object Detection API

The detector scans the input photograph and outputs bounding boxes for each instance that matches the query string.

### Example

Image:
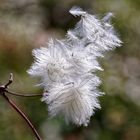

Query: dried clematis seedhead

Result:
[28,7,122,126]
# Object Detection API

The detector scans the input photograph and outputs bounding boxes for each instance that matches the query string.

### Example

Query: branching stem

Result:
[0,73,42,140]
[5,90,42,97]
[1,93,42,140]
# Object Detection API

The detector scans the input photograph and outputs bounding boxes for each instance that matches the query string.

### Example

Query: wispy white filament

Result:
[28,7,122,126]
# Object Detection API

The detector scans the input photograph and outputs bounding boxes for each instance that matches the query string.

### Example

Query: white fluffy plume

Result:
[28,7,122,126]
[42,74,103,126]
[69,6,86,16]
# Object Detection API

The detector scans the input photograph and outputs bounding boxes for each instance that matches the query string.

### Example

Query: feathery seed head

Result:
[28,6,122,126]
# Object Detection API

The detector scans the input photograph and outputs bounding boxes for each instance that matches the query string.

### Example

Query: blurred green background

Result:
[0,0,140,140]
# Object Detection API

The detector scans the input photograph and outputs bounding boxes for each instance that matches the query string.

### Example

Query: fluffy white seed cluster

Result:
[28,7,122,126]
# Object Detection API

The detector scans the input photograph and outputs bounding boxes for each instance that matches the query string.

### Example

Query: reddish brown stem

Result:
[1,93,42,140]
[5,90,42,97]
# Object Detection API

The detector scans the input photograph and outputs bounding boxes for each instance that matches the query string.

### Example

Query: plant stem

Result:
[5,90,42,97]
[1,93,42,140]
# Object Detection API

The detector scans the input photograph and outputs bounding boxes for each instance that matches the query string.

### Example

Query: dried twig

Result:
[5,90,42,97]
[0,73,42,140]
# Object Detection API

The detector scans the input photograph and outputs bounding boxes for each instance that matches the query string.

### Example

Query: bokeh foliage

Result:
[0,0,140,140]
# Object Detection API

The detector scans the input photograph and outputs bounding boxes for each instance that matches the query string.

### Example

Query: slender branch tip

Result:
[5,73,13,88]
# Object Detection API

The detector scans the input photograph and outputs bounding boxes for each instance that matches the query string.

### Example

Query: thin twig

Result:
[3,73,42,97]
[5,90,42,97]
[1,93,42,140]
[0,73,42,140]
[5,73,13,89]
